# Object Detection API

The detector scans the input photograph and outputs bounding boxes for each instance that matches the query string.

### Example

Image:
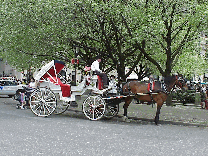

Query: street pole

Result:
[72,46,78,86]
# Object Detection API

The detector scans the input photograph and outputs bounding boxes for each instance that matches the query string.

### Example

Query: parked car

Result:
[126,73,138,82]
[0,79,27,98]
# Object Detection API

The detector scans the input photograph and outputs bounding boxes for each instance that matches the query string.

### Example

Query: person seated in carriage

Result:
[28,78,36,89]
[21,78,38,109]
[91,55,108,89]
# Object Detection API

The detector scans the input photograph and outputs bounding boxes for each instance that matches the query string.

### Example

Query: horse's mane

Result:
[164,75,176,85]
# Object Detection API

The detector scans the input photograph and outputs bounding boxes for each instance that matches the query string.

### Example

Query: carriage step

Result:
[70,101,78,107]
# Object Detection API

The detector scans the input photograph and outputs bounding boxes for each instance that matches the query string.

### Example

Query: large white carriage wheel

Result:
[29,88,57,117]
[83,95,106,120]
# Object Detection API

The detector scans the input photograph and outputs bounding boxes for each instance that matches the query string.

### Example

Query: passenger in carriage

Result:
[91,55,108,88]
[28,78,36,89]
[19,78,36,110]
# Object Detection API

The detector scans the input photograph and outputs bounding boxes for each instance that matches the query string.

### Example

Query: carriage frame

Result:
[29,60,125,120]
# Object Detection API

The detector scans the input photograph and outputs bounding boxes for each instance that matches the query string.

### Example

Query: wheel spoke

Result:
[34,104,41,112]
[44,104,51,114]
[104,104,119,119]
[45,102,55,110]
[95,109,102,116]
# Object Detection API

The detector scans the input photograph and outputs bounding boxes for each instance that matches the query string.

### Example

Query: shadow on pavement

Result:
[55,109,207,128]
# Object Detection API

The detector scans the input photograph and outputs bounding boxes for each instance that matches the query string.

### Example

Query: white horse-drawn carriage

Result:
[29,60,124,120]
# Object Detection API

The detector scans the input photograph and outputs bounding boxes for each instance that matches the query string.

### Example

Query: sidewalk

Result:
[66,97,208,127]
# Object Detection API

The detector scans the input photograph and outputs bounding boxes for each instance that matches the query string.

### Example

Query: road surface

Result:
[0,97,208,156]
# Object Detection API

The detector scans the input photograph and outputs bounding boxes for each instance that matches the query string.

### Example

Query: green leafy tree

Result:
[67,1,148,81]
[131,0,207,77]
[1,0,76,70]
[1,0,207,80]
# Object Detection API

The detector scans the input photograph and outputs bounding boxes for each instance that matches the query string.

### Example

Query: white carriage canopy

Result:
[35,60,71,97]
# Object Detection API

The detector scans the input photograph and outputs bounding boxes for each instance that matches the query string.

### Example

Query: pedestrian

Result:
[28,78,36,89]
[201,84,207,93]
[20,90,26,110]
[91,55,108,88]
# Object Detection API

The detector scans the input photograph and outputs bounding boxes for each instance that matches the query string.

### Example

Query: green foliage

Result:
[131,0,208,76]
[1,0,75,70]
[1,0,207,78]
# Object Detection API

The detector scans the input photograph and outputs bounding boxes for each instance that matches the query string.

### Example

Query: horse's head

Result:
[174,74,188,91]
[164,74,188,92]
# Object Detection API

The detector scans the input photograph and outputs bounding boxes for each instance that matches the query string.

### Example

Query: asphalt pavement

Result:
[0,96,208,156]
[1,95,208,127]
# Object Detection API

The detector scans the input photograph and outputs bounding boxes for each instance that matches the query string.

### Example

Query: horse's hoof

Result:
[154,120,160,125]
[122,116,131,122]
[154,116,159,125]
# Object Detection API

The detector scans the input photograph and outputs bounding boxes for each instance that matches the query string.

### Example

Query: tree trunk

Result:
[166,94,173,106]
[165,70,173,106]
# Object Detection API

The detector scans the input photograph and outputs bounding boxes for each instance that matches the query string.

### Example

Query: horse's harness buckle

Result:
[161,82,169,94]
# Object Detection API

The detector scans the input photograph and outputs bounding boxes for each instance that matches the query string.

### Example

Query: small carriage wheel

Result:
[83,95,106,120]
[29,88,57,117]
[201,102,206,109]
[54,100,69,115]
[104,103,119,119]
[14,90,21,100]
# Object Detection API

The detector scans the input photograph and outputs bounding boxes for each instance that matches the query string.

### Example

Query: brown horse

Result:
[122,75,187,125]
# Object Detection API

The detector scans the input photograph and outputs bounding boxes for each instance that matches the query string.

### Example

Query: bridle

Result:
[175,75,187,90]
[163,75,185,94]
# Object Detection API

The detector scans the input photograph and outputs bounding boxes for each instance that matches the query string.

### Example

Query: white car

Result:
[0,80,27,98]
[126,74,138,82]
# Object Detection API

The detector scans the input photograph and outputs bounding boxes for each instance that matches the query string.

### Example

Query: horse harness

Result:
[125,81,171,108]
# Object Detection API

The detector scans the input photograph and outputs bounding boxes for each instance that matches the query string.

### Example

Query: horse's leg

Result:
[154,102,163,125]
[122,96,133,122]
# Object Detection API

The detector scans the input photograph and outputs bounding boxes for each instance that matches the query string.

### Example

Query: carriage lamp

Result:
[71,58,79,64]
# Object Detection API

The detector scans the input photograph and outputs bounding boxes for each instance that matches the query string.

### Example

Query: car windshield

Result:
[0,81,18,86]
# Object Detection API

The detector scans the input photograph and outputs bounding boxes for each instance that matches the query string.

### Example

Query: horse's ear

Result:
[179,74,183,77]
[172,73,178,80]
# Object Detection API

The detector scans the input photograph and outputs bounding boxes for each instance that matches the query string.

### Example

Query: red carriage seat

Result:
[97,76,103,90]
[48,77,71,97]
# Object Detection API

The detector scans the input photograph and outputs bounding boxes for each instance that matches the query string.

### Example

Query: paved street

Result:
[0,97,208,156]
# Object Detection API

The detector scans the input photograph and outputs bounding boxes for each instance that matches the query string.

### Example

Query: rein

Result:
[161,76,180,94]
[161,82,170,94]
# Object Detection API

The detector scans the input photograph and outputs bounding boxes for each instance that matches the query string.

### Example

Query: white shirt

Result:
[28,82,36,88]
[91,60,102,72]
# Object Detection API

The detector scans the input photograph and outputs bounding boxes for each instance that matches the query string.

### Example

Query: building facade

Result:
[0,59,23,79]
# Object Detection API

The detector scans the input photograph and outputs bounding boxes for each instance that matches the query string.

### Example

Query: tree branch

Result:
[121,14,132,37]
[169,3,176,31]
[160,1,169,30]
[125,52,143,79]
[172,26,192,59]
[147,31,167,51]
[135,40,165,75]
[171,21,188,40]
